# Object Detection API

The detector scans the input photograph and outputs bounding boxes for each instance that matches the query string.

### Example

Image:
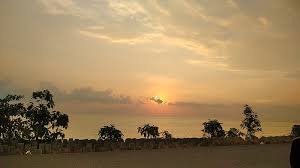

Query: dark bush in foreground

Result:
[291,125,300,137]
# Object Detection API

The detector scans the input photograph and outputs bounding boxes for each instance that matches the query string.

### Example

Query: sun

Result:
[146,87,175,104]
[154,95,162,101]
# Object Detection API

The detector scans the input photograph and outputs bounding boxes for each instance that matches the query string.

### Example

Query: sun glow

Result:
[153,90,172,103]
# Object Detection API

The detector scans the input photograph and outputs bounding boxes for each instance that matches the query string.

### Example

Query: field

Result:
[0,144,291,168]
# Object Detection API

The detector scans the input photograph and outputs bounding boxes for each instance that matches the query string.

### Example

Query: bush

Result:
[291,125,300,137]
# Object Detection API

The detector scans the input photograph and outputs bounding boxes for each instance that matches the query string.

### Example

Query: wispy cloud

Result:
[78,29,162,45]
[38,0,95,18]
[37,0,300,73]
[185,59,228,69]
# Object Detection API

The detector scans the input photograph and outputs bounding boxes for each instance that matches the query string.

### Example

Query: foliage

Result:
[291,125,300,137]
[98,125,123,141]
[227,128,244,138]
[202,119,225,138]
[161,130,172,139]
[0,95,27,143]
[26,90,69,142]
[0,90,69,144]
[240,104,262,139]
[138,124,159,139]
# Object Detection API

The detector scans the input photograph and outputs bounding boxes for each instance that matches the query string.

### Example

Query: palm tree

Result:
[137,124,159,139]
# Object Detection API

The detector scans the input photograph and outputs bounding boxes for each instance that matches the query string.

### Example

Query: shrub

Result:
[291,125,300,137]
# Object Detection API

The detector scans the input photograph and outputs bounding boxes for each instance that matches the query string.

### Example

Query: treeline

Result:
[99,104,262,142]
[1,90,300,145]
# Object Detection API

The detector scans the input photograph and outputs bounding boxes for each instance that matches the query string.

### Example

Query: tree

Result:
[98,125,123,141]
[202,119,225,138]
[240,104,262,139]
[161,130,172,139]
[138,124,159,139]
[0,90,69,144]
[0,95,27,143]
[227,128,244,138]
[291,125,300,137]
[25,90,69,142]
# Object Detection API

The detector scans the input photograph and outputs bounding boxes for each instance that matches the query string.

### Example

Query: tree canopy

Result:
[202,119,225,138]
[138,124,159,139]
[98,125,123,141]
[240,104,262,139]
[0,90,69,144]
[0,95,27,143]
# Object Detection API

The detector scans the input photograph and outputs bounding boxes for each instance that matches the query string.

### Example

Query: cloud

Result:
[257,17,270,27]
[78,29,162,45]
[38,0,221,60]
[168,101,235,108]
[39,82,132,104]
[150,96,164,104]
[284,71,300,79]
[37,0,300,73]
[107,0,148,18]
[0,80,132,104]
[226,0,239,9]
[38,0,94,18]
[185,59,228,69]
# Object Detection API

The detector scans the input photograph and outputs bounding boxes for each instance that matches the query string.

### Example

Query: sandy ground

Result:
[0,144,291,168]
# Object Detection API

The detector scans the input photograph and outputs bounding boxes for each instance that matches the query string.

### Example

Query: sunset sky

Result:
[1,0,300,138]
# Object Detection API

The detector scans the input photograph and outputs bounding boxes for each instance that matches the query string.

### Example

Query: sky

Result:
[1,0,300,139]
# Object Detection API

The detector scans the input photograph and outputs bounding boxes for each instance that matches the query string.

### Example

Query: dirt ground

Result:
[0,144,291,168]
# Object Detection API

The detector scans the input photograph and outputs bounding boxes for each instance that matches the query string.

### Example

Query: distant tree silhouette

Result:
[161,130,172,139]
[0,95,28,143]
[98,125,123,141]
[202,119,225,138]
[291,125,300,137]
[240,104,262,140]
[227,128,244,138]
[138,124,159,139]
[25,90,69,142]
